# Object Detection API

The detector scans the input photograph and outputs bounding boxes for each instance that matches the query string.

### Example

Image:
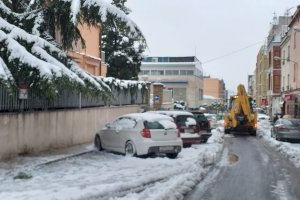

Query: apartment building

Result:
[139,56,203,107]
[55,23,107,76]
[203,77,227,99]
[255,46,269,108]
[280,6,300,118]
[266,15,290,116]
[248,75,255,97]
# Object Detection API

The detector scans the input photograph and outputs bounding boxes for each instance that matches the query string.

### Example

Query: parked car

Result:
[191,111,212,142]
[150,111,201,147]
[258,113,270,121]
[271,118,300,142]
[204,113,218,129]
[94,113,182,158]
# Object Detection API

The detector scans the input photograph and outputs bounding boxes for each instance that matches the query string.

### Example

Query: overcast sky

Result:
[126,0,299,93]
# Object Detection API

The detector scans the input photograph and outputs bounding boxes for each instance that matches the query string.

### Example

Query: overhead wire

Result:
[202,40,264,64]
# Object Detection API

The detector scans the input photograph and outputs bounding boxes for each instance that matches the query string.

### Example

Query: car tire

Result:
[125,141,136,157]
[94,135,102,151]
[275,134,281,141]
[183,144,192,148]
[166,153,178,159]
[250,130,256,136]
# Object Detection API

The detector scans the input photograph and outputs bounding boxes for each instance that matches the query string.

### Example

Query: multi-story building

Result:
[55,24,107,76]
[281,5,300,118]
[139,56,203,107]
[266,15,290,116]
[248,75,255,97]
[203,76,227,100]
[255,45,269,108]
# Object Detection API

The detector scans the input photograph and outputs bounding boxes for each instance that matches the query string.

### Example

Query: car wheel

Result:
[94,135,102,151]
[275,134,281,141]
[250,130,256,136]
[225,129,230,134]
[183,144,192,148]
[166,153,178,159]
[125,141,136,157]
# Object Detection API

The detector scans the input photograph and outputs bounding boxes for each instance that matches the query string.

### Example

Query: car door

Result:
[273,119,282,136]
[101,118,120,149]
[114,117,137,152]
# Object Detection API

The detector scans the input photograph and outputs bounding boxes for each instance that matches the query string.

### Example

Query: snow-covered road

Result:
[0,129,224,200]
[258,120,300,168]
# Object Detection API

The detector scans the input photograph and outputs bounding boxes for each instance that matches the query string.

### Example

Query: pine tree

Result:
[0,0,147,98]
[101,0,146,80]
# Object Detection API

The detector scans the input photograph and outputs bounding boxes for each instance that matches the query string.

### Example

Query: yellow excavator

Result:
[224,84,257,135]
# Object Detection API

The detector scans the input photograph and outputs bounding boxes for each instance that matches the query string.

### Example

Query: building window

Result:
[165,70,179,75]
[151,70,164,75]
[282,50,285,65]
[294,64,297,82]
[180,70,194,76]
[288,74,290,89]
[140,70,150,75]
[294,32,297,49]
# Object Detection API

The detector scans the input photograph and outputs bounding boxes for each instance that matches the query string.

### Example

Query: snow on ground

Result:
[258,120,300,168]
[0,129,224,200]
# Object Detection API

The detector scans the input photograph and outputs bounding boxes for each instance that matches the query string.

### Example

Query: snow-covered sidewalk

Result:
[0,129,224,200]
[258,120,300,168]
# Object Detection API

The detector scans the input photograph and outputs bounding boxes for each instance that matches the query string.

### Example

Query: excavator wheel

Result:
[225,129,231,134]
[250,130,257,136]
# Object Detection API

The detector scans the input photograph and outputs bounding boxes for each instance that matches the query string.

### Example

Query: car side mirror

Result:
[105,123,111,128]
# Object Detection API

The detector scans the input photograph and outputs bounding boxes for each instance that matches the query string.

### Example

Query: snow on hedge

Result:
[82,0,138,32]
[0,56,14,84]
[0,16,147,96]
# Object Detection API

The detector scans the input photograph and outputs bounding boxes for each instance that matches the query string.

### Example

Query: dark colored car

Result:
[271,118,300,142]
[192,111,212,142]
[150,111,202,147]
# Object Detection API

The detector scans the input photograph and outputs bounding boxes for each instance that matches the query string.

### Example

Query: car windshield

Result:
[285,120,300,127]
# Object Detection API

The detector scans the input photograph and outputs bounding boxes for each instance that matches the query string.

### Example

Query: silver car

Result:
[94,113,183,158]
[271,118,300,142]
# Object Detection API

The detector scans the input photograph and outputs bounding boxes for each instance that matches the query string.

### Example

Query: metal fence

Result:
[0,85,147,112]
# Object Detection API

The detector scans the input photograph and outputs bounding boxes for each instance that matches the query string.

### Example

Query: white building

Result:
[139,56,203,108]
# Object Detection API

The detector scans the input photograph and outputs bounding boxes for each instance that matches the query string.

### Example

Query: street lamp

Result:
[274,56,298,64]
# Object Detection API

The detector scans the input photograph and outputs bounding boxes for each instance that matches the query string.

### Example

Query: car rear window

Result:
[193,113,207,121]
[144,121,164,129]
[176,115,193,126]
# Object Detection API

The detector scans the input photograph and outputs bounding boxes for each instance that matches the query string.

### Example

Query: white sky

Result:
[126,0,299,93]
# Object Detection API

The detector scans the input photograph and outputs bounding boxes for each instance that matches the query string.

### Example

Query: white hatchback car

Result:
[94,113,183,158]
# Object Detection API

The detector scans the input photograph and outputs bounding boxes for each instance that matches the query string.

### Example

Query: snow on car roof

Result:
[149,111,194,117]
[123,113,173,122]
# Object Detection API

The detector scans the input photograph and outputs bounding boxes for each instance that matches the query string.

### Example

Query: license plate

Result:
[159,146,174,152]
[185,129,194,133]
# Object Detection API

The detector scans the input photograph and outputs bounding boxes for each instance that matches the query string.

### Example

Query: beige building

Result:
[139,56,203,108]
[280,5,300,118]
[203,77,226,100]
[254,45,269,107]
[55,23,107,76]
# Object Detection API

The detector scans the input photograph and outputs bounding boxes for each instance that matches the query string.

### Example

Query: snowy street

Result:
[186,121,300,200]
[0,129,224,200]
